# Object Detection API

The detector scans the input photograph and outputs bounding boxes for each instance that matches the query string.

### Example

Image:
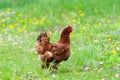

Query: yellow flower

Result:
[39,16,46,25]
[108,38,111,41]
[77,21,80,24]
[29,18,33,24]
[34,20,39,25]
[1,19,5,23]
[86,23,90,27]
[111,50,116,54]
[107,20,111,23]
[19,29,23,32]
[6,11,10,14]
[2,24,5,27]
[18,46,22,49]
[42,78,46,80]
[71,19,76,22]
[80,30,83,33]
[0,41,3,44]
[47,20,51,24]
[78,18,80,21]
[78,10,82,13]
[1,12,5,15]
[18,13,23,17]
[41,16,46,21]
[9,24,13,29]
[61,13,65,17]
[107,34,111,37]
[80,13,85,17]
[4,29,7,32]
[97,22,101,26]
[82,26,86,30]
[115,23,120,27]
[24,18,28,22]
[40,21,44,25]
[7,8,11,11]
[19,19,24,23]
[73,51,76,54]
[94,39,98,43]
[33,17,37,21]
[35,51,37,54]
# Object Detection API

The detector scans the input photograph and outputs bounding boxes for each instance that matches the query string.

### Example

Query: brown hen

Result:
[36,26,73,71]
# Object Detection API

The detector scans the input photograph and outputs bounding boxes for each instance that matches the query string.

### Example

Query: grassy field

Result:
[0,0,120,80]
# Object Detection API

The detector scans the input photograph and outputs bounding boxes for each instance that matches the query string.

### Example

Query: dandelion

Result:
[35,51,37,54]
[34,20,39,25]
[73,50,76,54]
[40,16,46,25]
[18,13,23,17]
[40,21,44,25]
[18,46,22,49]
[6,17,10,20]
[77,21,80,24]
[111,50,116,54]
[19,29,23,32]
[94,39,98,43]
[19,19,24,23]
[29,18,33,24]
[86,23,90,27]
[0,41,3,44]
[97,22,101,26]
[78,18,80,21]
[78,10,82,13]
[6,11,10,14]
[77,18,81,24]
[107,20,111,23]
[82,26,86,30]
[41,16,46,21]
[4,29,7,32]
[61,13,65,17]
[9,24,14,29]
[115,23,120,27]
[47,20,51,24]
[33,17,37,21]
[24,18,28,22]
[108,38,111,41]
[80,30,83,33]
[1,12,5,15]
[1,19,5,23]
[7,8,11,11]
[42,78,46,80]
[2,24,5,27]
[80,13,85,17]
[71,19,76,22]
[107,34,111,37]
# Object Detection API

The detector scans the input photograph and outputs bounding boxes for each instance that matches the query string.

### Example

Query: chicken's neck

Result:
[58,34,70,44]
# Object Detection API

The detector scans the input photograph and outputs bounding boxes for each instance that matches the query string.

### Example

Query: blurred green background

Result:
[0,0,120,80]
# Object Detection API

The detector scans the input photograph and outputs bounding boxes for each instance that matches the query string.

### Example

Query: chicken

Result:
[36,26,73,71]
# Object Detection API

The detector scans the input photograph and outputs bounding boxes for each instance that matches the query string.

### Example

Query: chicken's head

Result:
[66,26,73,33]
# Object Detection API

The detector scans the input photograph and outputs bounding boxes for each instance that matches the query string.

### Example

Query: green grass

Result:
[0,0,120,80]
